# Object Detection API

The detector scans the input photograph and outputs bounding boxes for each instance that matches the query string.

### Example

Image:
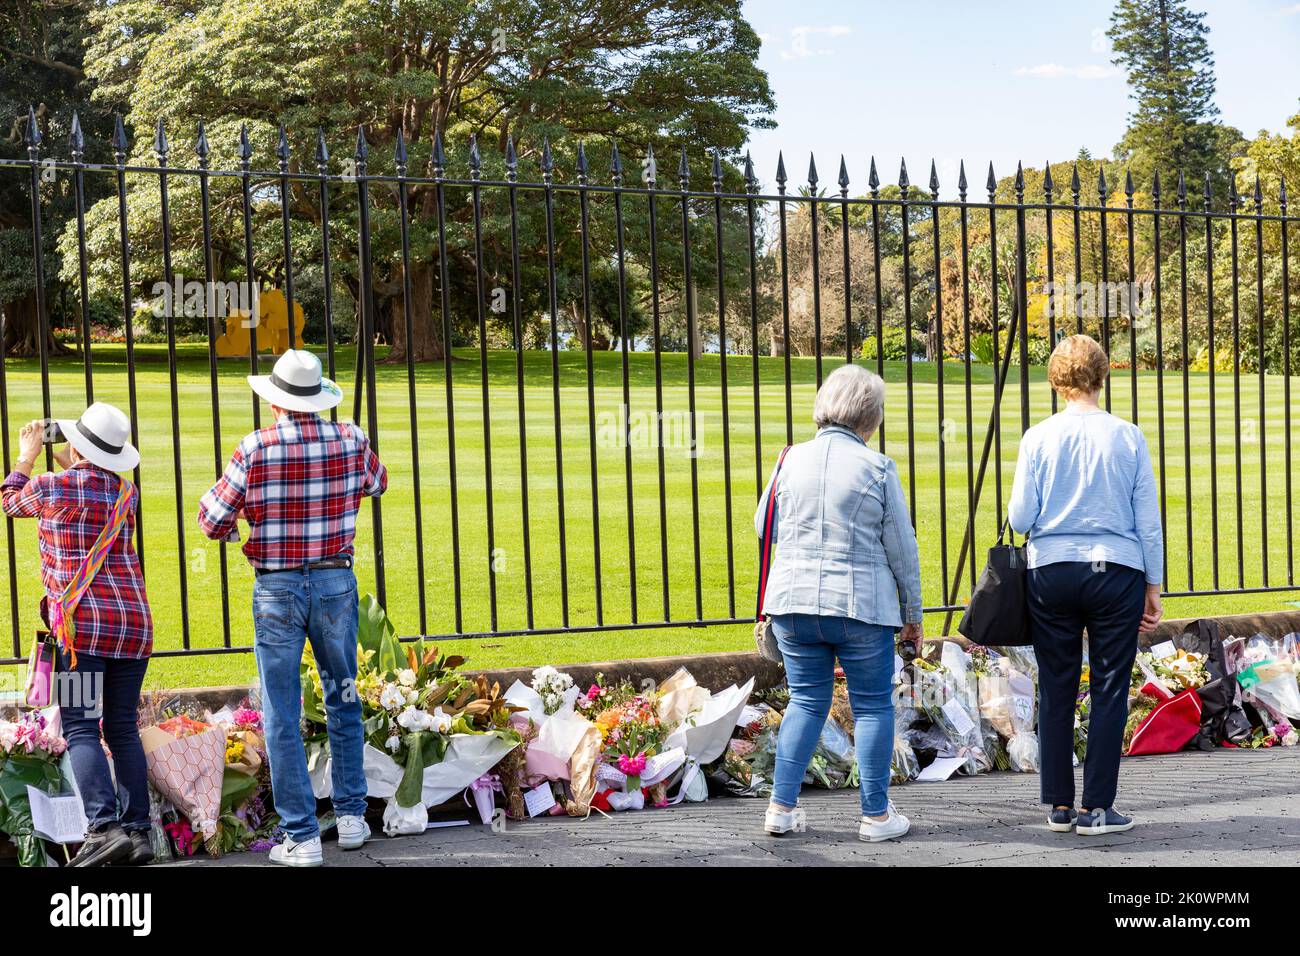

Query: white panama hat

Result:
[56,402,140,472]
[247,349,343,413]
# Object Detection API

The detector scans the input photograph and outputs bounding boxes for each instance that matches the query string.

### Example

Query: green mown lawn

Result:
[1,342,1297,690]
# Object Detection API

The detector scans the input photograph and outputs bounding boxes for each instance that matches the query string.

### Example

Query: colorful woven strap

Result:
[755,446,791,621]
[49,478,133,669]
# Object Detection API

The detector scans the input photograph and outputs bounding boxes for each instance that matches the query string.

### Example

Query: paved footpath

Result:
[181,748,1300,867]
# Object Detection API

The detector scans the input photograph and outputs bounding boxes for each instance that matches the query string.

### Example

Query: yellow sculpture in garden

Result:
[215,288,305,357]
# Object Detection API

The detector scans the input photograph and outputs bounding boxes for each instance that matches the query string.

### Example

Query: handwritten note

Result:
[27,787,87,844]
[524,784,557,818]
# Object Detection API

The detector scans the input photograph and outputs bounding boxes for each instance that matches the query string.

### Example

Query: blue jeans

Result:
[56,650,151,833]
[771,613,895,816]
[252,565,366,841]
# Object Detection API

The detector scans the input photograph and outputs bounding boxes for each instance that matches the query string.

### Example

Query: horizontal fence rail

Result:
[0,108,1298,663]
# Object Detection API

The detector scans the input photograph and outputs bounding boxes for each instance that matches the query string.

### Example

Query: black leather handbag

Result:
[958,520,1032,647]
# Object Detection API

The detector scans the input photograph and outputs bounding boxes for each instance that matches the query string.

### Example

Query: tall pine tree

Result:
[1107,0,1239,196]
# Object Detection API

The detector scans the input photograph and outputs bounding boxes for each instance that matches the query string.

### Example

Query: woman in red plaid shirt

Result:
[2,402,154,867]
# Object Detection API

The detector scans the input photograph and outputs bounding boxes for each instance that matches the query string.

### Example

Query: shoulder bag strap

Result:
[52,477,134,668]
[755,446,792,621]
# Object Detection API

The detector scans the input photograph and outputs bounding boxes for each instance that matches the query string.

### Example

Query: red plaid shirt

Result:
[1,462,152,659]
[198,412,387,570]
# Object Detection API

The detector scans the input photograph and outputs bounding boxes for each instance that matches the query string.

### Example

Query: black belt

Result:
[255,557,353,577]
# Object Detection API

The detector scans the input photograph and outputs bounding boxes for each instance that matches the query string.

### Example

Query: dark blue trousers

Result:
[1028,561,1145,811]
[56,649,151,833]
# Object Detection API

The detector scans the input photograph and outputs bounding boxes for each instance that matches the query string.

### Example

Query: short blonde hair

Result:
[1048,334,1109,399]
[813,363,886,437]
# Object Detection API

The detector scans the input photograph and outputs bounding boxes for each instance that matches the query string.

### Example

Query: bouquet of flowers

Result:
[1234,634,1300,723]
[209,704,279,856]
[1074,668,1092,762]
[301,597,521,837]
[0,710,66,867]
[1133,650,1210,694]
[140,709,226,845]
[914,646,986,774]
[595,695,670,791]
[531,666,576,716]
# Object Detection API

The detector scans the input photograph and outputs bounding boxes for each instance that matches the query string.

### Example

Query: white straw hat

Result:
[247,349,343,413]
[56,402,139,472]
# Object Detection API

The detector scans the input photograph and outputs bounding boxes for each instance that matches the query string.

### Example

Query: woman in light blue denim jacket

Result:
[755,363,922,842]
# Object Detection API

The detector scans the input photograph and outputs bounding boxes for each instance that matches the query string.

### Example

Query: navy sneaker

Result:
[1047,807,1078,832]
[1076,807,1135,835]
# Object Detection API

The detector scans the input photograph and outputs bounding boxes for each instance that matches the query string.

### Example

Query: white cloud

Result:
[781,25,852,60]
[1014,62,1122,80]
[1274,2,1300,14]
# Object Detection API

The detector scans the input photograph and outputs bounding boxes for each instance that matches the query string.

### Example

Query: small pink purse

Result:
[24,632,56,708]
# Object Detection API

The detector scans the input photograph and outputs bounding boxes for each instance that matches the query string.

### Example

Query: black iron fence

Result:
[0,108,1297,663]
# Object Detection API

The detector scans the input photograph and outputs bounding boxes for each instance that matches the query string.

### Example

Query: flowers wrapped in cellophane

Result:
[1232,634,1300,723]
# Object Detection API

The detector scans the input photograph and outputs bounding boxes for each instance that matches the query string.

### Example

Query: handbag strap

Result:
[755,446,791,621]
[996,516,1019,546]
[51,477,133,668]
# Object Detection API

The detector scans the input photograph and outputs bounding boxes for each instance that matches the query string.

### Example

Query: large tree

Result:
[73,0,774,361]
[0,0,113,357]
[1106,0,1235,195]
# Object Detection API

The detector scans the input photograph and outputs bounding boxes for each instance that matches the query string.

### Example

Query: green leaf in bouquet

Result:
[358,594,401,678]
[220,766,260,815]
[0,753,62,867]
[394,730,450,808]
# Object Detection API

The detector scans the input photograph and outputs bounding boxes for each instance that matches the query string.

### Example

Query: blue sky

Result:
[740,0,1300,198]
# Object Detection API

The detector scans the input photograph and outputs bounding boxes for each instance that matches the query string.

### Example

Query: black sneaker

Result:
[124,830,155,866]
[1076,807,1135,835]
[69,824,133,867]
[1047,807,1078,832]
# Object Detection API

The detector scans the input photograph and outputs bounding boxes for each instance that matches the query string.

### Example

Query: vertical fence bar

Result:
[69,114,94,403]
[958,163,975,590]
[432,132,461,630]
[577,144,604,625]
[646,145,670,620]
[808,155,824,387]
[1014,163,1030,435]
[1071,164,1084,335]
[1099,168,1112,411]
[987,164,1003,531]
[869,159,885,452]
[0,286,13,650]
[1229,179,1244,588]
[153,122,191,648]
[540,139,569,626]
[196,123,232,647]
[276,125,297,351]
[1043,163,1057,414]
[713,148,735,616]
[612,145,637,620]
[1253,176,1268,586]
[395,131,428,633]
[238,125,262,431]
[776,154,793,445]
[113,116,145,569]
[468,136,499,630]
[1178,173,1194,589]
[678,149,703,618]
[745,154,764,499]
[353,127,385,605]
[1282,177,1293,584]
[505,138,534,628]
[1125,171,1139,420]
[899,162,917,520]
[316,131,338,424]
[1151,174,1168,587]
[929,161,948,596]
[25,109,53,471]
[839,157,853,364]
[1204,173,1220,589]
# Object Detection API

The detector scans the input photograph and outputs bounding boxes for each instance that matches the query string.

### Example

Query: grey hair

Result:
[813,364,885,437]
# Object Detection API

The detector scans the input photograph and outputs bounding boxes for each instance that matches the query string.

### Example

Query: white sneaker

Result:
[269,835,323,867]
[337,815,371,850]
[763,804,807,836]
[859,802,910,842]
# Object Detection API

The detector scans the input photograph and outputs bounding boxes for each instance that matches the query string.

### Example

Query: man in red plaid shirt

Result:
[200,349,386,867]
